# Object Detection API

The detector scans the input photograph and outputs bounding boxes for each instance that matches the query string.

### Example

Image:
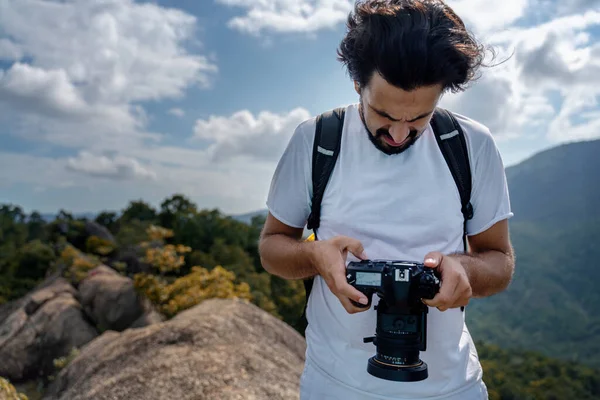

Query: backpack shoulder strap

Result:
[430,107,474,252]
[299,107,345,333]
[306,107,346,232]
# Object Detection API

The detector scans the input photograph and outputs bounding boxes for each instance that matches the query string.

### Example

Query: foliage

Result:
[48,348,81,382]
[134,266,252,318]
[120,200,157,223]
[478,341,600,400]
[0,377,28,400]
[0,206,56,303]
[60,246,100,284]
[85,236,115,257]
[467,217,600,369]
[1,184,600,399]
[142,244,191,274]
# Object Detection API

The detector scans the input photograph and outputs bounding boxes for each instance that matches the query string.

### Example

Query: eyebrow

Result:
[369,105,434,123]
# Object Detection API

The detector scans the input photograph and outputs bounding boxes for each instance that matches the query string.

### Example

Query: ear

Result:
[354,81,360,95]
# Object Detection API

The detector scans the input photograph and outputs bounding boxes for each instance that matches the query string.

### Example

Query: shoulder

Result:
[288,104,357,149]
[450,111,499,159]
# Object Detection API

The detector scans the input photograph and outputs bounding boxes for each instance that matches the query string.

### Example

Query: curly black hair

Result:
[337,0,490,93]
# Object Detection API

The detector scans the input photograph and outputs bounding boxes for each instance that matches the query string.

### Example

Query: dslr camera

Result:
[346,260,441,382]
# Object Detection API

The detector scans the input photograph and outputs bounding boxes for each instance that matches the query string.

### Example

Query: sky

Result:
[0,0,599,216]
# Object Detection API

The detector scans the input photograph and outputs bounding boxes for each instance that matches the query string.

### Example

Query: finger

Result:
[337,236,367,260]
[338,294,370,314]
[331,272,369,306]
[424,271,458,309]
[424,251,443,268]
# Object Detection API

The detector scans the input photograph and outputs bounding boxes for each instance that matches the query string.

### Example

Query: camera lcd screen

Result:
[356,272,381,287]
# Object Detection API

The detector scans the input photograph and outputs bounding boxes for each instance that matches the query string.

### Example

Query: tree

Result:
[13,240,56,280]
[95,211,118,233]
[26,211,47,242]
[158,194,198,229]
[120,200,157,223]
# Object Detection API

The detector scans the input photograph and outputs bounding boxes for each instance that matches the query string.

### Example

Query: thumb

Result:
[424,251,443,268]
[337,236,367,260]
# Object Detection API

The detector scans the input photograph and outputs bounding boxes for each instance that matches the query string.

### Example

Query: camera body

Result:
[346,260,441,382]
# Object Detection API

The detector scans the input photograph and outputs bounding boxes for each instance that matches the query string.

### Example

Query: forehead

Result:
[363,73,442,119]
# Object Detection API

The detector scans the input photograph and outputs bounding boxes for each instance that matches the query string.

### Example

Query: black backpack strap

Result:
[299,107,345,332]
[306,107,346,231]
[430,107,474,252]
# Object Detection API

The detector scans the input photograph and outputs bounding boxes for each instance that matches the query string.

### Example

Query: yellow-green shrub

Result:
[60,246,100,284]
[134,265,252,318]
[0,377,28,400]
[85,236,115,256]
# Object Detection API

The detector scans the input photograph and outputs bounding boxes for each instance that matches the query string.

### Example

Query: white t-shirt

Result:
[266,103,513,399]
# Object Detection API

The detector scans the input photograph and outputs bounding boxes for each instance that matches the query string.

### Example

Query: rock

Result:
[0,278,98,381]
[78,265,163,332]
[84,221,115,244]
[43,298,307,400]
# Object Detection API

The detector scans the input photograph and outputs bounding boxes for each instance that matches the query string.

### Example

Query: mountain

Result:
[230,210,268,224]
[506,139,600,224]
[466,139,600,369]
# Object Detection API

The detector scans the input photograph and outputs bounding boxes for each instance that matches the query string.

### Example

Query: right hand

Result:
[309,235,370,314]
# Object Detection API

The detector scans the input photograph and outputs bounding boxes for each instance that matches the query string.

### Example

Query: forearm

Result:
[259,234,318,280]
[450,248,515,298]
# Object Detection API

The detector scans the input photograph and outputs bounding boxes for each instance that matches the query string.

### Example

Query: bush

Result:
[134,265,252,318]
[0,377,28,400]
[60,246,100,284]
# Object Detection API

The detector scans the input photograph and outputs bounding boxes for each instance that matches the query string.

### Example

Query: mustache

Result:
[376,128,419,139]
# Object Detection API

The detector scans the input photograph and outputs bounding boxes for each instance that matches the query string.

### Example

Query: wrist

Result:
[448,252,475,283]
[300,239,320,277]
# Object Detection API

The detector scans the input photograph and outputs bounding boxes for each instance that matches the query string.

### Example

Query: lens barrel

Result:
[367,356,428,382]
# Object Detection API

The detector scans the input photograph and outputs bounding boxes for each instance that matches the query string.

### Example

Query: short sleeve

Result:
[464,122,514,236]
[265,119,314,228]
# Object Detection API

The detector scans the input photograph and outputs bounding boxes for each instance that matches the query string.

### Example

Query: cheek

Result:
[412,121,430,133]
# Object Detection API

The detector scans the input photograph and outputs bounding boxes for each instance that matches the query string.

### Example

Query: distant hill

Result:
[230,210,268,225]
[506,139,600,224]
[467,139,600,368]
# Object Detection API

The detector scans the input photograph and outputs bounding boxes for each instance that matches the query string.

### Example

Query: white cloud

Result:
[169,108,185,117]
[66,151,157,181]
[193,107,311,162]
[0,0,217,151]
[441,8,600,144]
[0,63,88,118]
[446,0,529,33]
[216,0,531,36]
[216,0,353,35]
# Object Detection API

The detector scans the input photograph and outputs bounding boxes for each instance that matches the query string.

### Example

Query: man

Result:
[259,1,515,399]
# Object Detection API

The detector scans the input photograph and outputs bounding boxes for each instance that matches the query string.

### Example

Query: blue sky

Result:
[0,0,599,216]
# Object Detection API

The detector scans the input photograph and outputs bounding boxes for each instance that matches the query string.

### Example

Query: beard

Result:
[358,101,422,156]
[367,127,420,155]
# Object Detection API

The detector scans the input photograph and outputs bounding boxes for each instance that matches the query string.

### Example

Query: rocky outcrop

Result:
[84,221,115,244]
[78,265,163,332]
[0,278,98,381]
[43,298,307,400]
[0,263,164,383]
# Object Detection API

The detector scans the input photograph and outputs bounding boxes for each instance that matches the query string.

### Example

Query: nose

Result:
[388,122,410,143]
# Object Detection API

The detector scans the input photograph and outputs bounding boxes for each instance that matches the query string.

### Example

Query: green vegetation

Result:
[1,185,599,398]
[478,341,600,400]
[467,139,600,370]
[0,195,306,332]
[0,377,28,400]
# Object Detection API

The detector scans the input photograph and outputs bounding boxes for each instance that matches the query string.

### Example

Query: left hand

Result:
[421,252,472,311]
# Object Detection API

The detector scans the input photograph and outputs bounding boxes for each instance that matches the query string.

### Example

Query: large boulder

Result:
[78,265,163,332]
[43,298,307,400]
[84,221,115,244]
[0,278,98,381]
